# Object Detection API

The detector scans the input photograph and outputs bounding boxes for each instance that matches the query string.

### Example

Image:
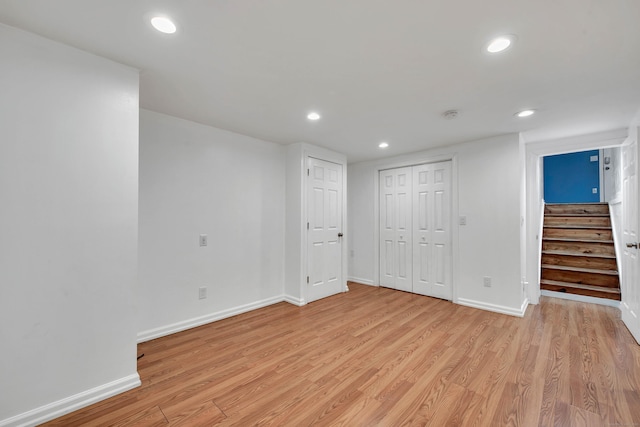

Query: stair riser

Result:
[543,228,613,241]
[545,204,610,215]
[544,216,611,227]
[540,284,621,301]
[541,254,618,271]
[542,241,616,256]
[541,269,620,288]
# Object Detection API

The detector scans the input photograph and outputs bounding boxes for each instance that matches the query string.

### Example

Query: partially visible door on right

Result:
[622,136,640,344]
[413,161,452,300]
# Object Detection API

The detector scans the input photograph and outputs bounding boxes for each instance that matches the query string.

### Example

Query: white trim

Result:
[598,148,605,202]
[540,290,621,309]
[608,200,623,279]
[283,295,307,306]
[137,295,284,343]
[457,297,529,317]
[0,374,140,427]
[525,128,627,156]
[347,276,376,286]
[621,301,640,345]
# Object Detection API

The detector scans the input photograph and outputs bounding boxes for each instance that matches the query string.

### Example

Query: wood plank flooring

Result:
[42,283,640,426]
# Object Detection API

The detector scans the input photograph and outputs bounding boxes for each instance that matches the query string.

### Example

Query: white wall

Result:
[348,134,526,315]
[603,147,622,202]
[347,162,376,285]
[137,110,286,340]
[285,144,304,301]
[0,24,139,426]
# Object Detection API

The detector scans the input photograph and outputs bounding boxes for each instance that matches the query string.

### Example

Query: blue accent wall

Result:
[543,150,600,203]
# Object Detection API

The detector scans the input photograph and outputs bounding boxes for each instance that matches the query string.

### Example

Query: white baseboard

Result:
[456,297,529,317]
[283,294,306,306]
[0,374,140,427]
[347,277,376,286]
[540,290,621,309]
[137,295,285,343]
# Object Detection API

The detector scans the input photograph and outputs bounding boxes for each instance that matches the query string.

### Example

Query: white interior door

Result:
[621,137,640,344]
[413,161,452,300]
[307,157,343,302]
[379,167,413,292]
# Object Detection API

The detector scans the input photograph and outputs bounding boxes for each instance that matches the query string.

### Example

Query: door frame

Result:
[524,129,627,305]
[373,153,459,303]
[302,147,348,303]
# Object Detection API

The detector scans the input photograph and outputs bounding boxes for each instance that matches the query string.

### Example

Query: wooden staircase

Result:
[540,203,621,301]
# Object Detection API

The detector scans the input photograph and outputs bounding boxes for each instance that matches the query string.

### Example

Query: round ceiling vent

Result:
[442,110,458,120]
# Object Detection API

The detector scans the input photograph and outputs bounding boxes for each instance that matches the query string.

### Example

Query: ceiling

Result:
[1,0,639,163]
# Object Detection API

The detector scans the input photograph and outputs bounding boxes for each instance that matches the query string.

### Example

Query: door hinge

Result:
[307,222,309,230]
[307,276,310,283]
[307,168,310,176]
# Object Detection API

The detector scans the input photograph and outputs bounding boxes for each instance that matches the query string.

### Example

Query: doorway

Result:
[524,129,628,306]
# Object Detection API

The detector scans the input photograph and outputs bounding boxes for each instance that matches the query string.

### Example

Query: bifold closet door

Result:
[412,162,452,300]
[379,161,452,299]
[379,167,413,292]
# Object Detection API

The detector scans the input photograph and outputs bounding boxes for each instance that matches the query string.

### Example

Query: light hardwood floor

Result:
[43,283,640,426]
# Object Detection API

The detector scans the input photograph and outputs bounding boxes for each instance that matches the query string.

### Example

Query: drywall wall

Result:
[137,110,286,340]
[347,161,376,285]
[284,144,305,302]
[543,150,601,203]
[603,147,622,202]
[347,134,526,315]
[0,24,139,426]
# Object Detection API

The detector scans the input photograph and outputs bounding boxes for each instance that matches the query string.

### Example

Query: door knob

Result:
[338,232,343,238]
[627,242,639,249]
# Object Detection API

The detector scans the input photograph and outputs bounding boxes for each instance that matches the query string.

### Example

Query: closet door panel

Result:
[379,167,413,290]
[412,162,452,299]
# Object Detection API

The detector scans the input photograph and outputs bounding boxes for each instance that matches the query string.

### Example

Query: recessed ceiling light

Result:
[516,109,535,117]
[487,35,514,53]
[307,112,321,121]
[378,142,389,149]
[151,16,177,34]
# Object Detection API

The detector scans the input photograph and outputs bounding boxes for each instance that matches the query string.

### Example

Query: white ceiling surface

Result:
[1,1,639,162]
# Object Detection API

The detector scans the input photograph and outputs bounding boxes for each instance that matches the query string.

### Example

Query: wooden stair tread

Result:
[543,225,612,230]
[541,250,617,259]
[544,214,610,217]
[542,237,614,244]
[541,264,618,275]
[540,279,621,294]
[542,203,620,300]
